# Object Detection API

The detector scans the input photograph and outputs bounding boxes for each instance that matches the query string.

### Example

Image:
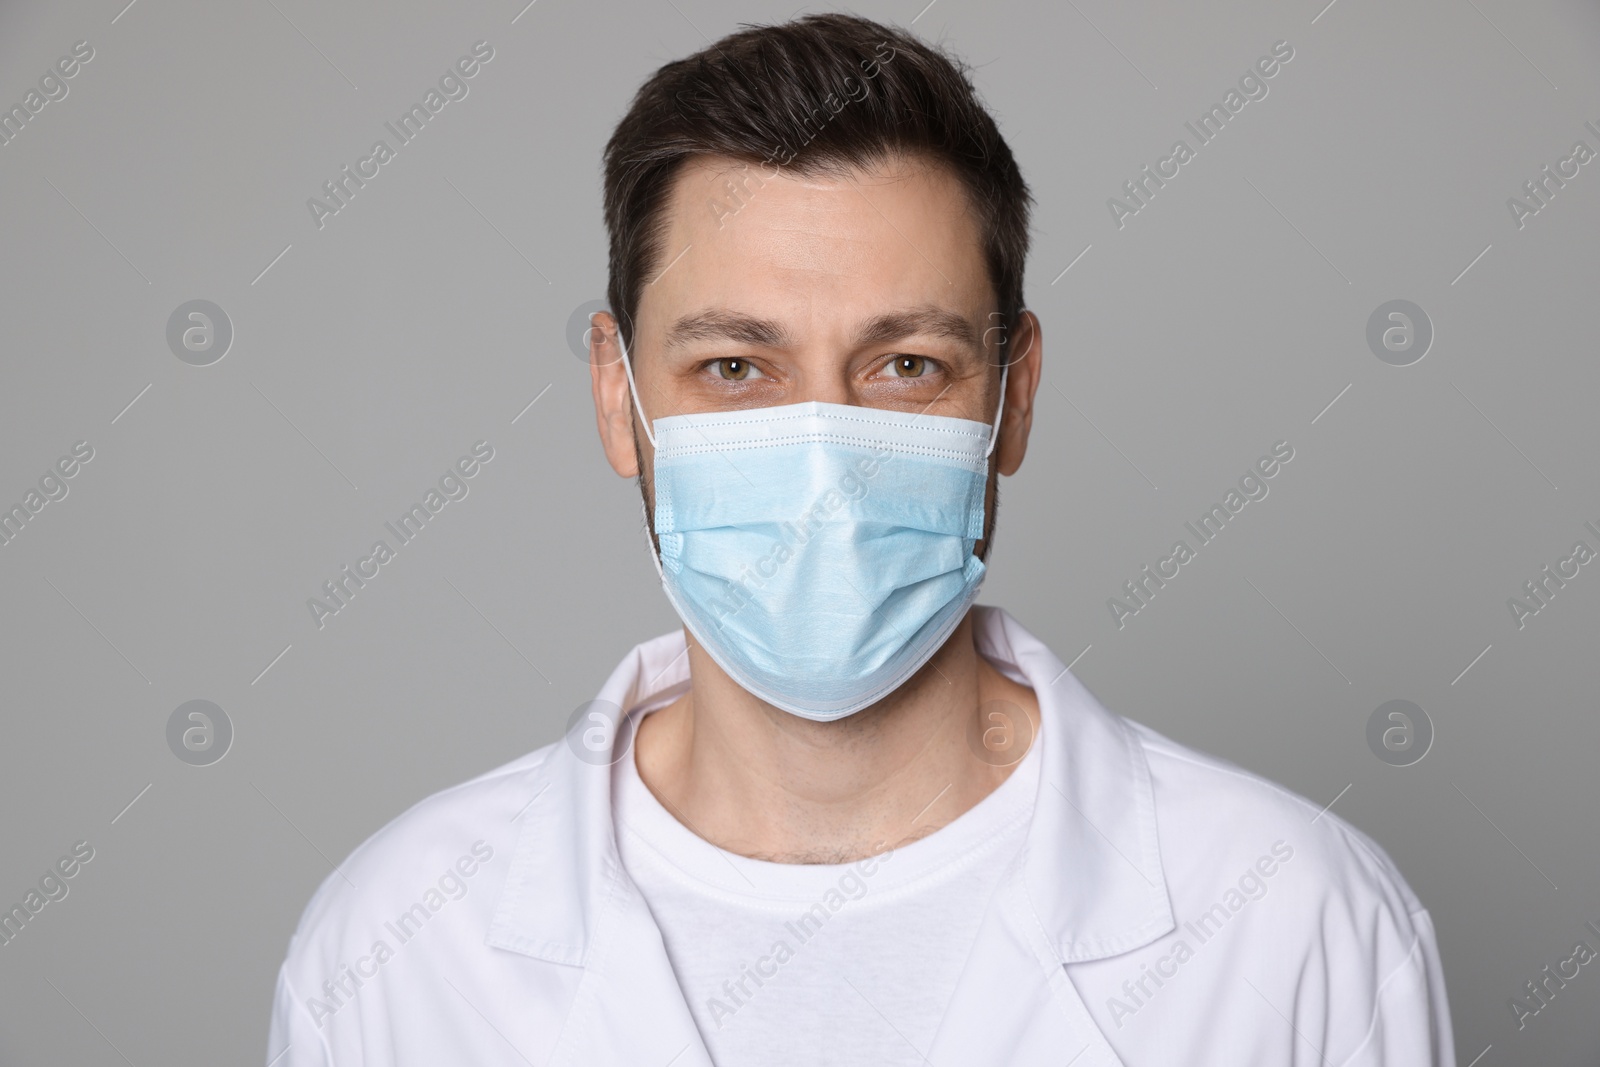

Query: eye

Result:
[888,355,930,378]
[713,358,759,381]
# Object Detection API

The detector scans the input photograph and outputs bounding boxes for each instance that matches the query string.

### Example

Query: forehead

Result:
[636,154,994,336]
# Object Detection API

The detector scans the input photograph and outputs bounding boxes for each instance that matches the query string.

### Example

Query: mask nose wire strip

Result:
[617,325,1009,457]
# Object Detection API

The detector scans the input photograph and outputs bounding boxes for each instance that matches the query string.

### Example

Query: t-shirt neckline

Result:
[612,708,1043,903]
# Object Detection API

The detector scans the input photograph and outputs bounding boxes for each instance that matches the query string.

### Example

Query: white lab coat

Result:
[268,606,1455,1066]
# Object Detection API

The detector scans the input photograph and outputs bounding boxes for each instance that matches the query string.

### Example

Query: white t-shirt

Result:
[613,721,1042,1067]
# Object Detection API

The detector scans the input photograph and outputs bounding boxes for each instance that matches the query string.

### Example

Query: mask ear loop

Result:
[608,322,667,579]
[983,363,1010,460]
[613,326,657,449]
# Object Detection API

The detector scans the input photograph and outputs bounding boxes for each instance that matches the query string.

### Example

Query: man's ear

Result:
[995,310,1042,477]
[589,312,641,478]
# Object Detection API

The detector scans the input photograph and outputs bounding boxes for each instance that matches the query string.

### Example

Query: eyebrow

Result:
[855,305,978,347]
[663,310,793,350]
[662,304,978,350]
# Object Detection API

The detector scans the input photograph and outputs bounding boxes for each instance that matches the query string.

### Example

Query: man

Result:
[269,14,1454,1065]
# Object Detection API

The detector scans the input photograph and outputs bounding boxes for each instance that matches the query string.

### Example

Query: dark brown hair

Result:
[602,13,1032,358]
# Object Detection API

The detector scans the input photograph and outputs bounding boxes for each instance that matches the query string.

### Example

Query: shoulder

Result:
[275,742,555,997]
[1061,717,1453,1060]
[1124,716,1426,926]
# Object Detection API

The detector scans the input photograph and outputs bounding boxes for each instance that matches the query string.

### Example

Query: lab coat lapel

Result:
[542,872,714,1067]
[923,608,1177,1065]
[486,632,711,1067]
[927,861,1127,1066]
[975,609,1174,963]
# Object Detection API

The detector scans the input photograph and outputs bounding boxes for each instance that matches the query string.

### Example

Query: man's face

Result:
[592,152,1040,514]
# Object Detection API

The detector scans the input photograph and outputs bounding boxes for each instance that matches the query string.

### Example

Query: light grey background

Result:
[1,0,1596,1063]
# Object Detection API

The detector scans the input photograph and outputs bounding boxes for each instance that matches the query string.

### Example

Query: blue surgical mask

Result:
[620,334,1006,721]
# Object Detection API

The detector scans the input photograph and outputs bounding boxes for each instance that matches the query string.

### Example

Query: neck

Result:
[632,612,1040,864]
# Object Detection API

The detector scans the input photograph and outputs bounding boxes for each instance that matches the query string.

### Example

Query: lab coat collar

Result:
[483,629,687,968]
[973,607,1176,962]
[487,605,1173,969]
